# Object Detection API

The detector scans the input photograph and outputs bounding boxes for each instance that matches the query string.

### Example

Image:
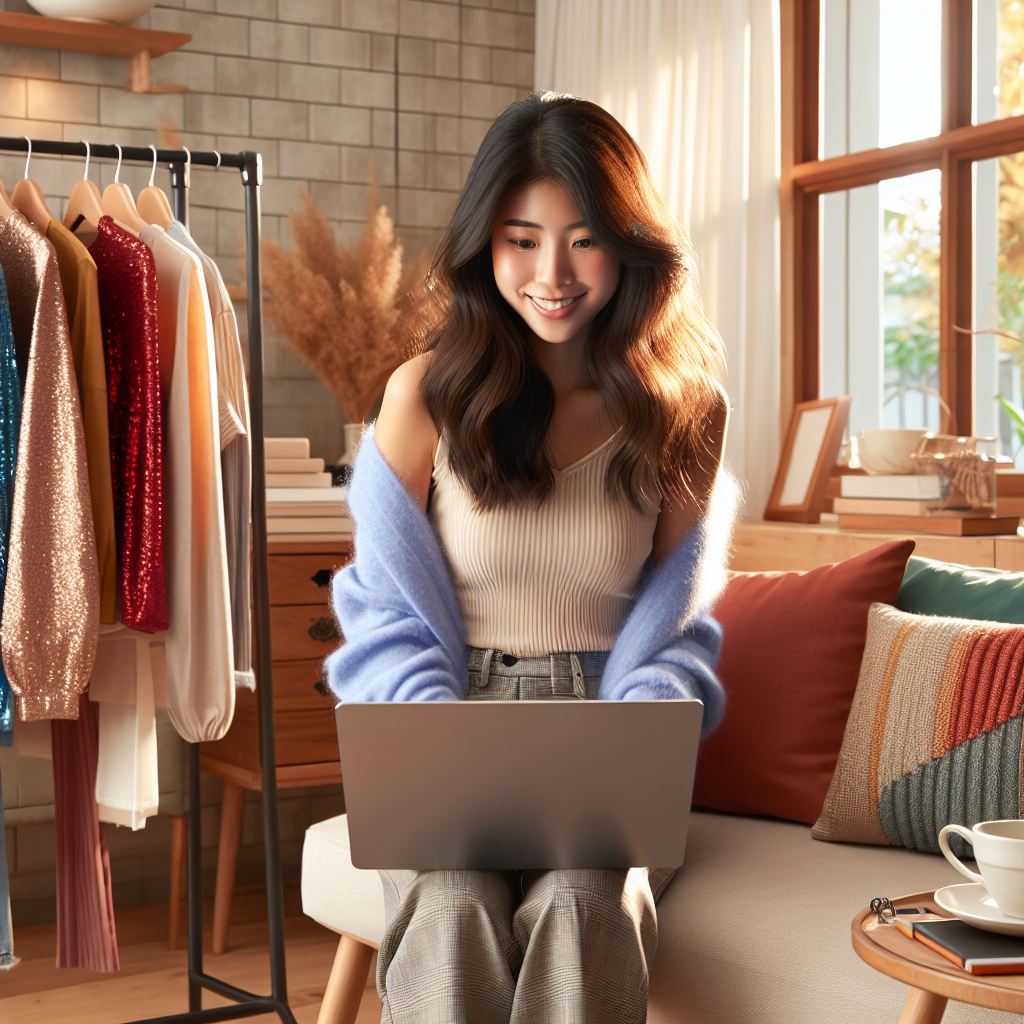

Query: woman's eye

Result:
[573,237,594,249]
[511,238,536,249]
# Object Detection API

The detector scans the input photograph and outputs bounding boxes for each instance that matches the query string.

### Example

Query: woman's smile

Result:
[524,291,587,318]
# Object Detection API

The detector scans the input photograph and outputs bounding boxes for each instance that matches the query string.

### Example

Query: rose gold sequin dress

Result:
[0,212,99,720]
[90,217,168,633]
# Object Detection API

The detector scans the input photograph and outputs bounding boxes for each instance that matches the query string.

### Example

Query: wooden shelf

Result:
[0,11,191,93]
[731,520,1024,573]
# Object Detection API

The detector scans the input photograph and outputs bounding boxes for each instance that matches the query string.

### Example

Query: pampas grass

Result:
[262,189,431,424]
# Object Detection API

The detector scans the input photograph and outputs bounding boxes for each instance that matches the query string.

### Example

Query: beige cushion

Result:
[301,814,385,945]
[301,811,1024,1022]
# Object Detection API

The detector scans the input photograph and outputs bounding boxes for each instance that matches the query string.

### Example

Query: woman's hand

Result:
[373,353,438,513]
[651,383,729,564]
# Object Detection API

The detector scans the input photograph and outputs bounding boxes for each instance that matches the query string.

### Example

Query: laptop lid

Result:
[335,700,703,870]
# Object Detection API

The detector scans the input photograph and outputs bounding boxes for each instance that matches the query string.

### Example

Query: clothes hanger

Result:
[10,136,53,230]
[63,140,105,234]
[137,144,174,229]
[101,144,146,234]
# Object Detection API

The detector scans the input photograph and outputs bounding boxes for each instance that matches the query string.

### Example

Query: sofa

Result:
[301,809,1022,1024]
[300,542,1024,1024]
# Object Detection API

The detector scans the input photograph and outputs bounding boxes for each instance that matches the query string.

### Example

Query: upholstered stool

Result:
[301,815,385,1024]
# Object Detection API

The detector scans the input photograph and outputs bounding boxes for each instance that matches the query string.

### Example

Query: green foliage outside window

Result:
[883,202,941,426]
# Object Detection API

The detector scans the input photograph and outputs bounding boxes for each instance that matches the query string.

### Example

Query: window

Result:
[782,0,1024,467]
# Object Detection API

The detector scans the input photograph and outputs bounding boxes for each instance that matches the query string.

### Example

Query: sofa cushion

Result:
[898,554,1024,624]
[301,814,385,945]
[650,811,1021,1024]
[813,603,1024,851]
[693,540,915,825]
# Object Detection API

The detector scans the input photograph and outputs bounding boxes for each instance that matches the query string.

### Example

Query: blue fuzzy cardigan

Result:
[325,432,729,736]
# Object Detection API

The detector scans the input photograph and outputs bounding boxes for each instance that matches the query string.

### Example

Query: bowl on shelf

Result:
[28,0,155,23]
[854,429,928,475]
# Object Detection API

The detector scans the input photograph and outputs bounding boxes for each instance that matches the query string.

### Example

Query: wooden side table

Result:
[852,890,1024,1022]
[199,539,351,954]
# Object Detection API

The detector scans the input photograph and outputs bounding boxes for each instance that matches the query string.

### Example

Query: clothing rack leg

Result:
[187,744,203,1012]
[242,151,291,1013]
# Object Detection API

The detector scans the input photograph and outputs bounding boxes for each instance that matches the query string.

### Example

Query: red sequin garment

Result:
[90,217,167,632]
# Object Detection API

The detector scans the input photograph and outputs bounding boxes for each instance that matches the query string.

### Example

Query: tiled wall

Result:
[0,0,535,925]
[0,0,535,459]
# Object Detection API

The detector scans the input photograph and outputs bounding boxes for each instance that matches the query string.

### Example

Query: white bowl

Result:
[29,0,155,23]
[855,429,927,475]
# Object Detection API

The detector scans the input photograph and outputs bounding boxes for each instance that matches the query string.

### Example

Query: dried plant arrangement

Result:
[262,188,431,424]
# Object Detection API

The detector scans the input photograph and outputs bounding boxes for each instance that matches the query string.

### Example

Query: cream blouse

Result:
[429,431,660,656]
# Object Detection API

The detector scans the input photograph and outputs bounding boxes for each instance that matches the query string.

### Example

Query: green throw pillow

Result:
[897,555,1024,624]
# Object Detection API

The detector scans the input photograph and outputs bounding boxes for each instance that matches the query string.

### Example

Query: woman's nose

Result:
[534,240,575,289]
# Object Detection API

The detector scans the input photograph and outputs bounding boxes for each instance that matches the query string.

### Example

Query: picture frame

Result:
[764,395,851,523]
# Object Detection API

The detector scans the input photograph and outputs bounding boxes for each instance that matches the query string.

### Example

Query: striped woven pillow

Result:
[812,602,1024,852]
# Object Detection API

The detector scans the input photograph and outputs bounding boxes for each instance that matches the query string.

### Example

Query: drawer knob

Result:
[308,616,342,643]
[311,568,333,588]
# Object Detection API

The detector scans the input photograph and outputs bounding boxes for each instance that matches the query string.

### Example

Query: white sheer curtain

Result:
[535,0,781,518]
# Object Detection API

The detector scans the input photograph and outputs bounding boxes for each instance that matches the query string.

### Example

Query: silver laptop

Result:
[335,700,704,870]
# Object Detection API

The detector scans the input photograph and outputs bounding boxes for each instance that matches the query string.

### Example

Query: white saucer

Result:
[934,883,1024,936]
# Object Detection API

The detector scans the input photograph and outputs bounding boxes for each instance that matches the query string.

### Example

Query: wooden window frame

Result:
[780,0,1024,438]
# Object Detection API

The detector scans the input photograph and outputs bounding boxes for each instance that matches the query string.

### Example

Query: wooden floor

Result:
[0,882,382,1024]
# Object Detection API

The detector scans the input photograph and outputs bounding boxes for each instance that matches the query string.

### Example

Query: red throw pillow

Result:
[692,539,916,825]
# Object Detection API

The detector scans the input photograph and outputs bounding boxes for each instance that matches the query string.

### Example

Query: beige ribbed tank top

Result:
[429,430,660,656]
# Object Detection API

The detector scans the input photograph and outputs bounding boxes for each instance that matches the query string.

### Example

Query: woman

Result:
[327,93,731,1024]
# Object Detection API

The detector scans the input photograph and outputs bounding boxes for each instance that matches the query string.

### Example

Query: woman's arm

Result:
[373,353,438,512]
[651,383,730,565]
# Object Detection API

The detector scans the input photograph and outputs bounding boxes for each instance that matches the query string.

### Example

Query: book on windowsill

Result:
[841,472,1024,501]
[833,497,997,518]
[840,475,943,500]
[896,918,1024,975]
[837,513,1022,536]
[997,470,1024,497]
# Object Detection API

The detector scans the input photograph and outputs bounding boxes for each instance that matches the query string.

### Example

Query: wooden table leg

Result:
[898,988,947,1024]
[212,781,246,955]
[317,935,374,1024]
[168,816,186,950]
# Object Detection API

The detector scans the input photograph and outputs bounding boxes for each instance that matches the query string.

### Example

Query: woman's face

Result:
[490,180,621,346]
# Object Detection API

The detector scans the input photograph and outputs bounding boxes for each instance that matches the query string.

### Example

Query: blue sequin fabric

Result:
[0,265,22,744]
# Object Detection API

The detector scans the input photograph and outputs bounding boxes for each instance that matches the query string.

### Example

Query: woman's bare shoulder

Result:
[373,353,438,511]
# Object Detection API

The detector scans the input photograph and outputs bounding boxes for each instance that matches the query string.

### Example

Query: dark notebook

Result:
[911,919,1024,975]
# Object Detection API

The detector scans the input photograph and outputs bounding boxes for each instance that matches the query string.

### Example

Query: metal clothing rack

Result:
[0,137,294,1024]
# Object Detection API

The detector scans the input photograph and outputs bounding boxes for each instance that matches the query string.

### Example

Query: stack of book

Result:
[833,472,1024,536]
[265,437,353,542]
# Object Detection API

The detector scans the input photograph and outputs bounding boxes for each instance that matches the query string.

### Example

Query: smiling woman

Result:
[351,93,732,1024]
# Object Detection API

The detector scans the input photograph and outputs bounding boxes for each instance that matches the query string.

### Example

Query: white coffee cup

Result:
[939,820,1024,918]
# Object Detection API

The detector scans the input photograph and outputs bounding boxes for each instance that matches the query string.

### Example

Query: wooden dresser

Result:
[199,538,352,953]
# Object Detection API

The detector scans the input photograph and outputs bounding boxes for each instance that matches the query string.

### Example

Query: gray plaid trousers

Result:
[375,648,664,1024]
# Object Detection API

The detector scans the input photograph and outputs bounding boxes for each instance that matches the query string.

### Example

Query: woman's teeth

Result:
[529,295,581,310]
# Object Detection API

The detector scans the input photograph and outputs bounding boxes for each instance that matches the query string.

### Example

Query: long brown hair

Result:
[419,92,725,511]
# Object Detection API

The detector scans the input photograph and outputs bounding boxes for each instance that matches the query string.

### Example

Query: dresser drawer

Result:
[201,685,338,772]
[271,658,330,708]
[268,552,351,606]
[270,605,343,662]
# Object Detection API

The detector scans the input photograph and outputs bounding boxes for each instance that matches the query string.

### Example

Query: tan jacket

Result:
[48,219,117,624]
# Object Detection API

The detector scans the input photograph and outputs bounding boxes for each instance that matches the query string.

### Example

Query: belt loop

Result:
[570,652,586,699]
[480,648,495,688]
